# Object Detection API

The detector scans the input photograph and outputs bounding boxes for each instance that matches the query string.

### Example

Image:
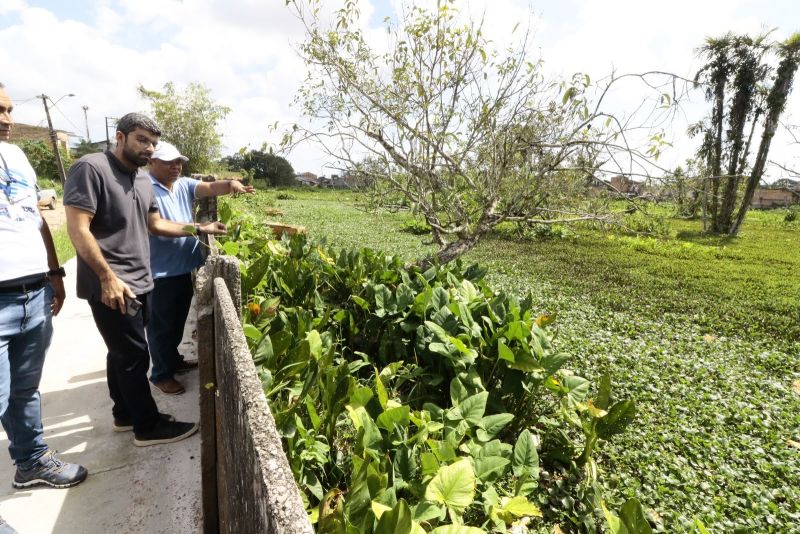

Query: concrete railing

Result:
[193,192,312,534]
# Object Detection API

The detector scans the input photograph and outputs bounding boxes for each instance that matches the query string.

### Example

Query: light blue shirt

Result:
[149,175,203,279]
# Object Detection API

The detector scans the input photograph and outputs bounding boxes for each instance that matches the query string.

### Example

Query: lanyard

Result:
[0,148,25,204]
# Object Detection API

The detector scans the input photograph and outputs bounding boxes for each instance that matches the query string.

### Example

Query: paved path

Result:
[0,258,201,533]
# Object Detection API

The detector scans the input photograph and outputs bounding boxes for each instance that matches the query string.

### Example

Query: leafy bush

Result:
[784,208,798,222]
[622,212,669,236]
[277,192,297,200]
[14,139,72,186]
[400,218,432,235]
[218,212,643,533]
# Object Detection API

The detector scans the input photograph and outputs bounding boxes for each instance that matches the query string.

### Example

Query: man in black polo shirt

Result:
[64,113,225,446]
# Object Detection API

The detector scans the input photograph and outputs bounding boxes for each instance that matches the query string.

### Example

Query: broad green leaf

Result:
[429,526,485,534]
[506,349,540,372]
[476,413,514,441]
[374,499,412,534]
[505,321,528,342]
[540,351,569,377]
[424,459,476,513]
[420,452,440,475]
[426,321,451,343]
[242,252,271,295]
[596,373,612,410]
[375,368,389,409]
[449,378,469,406]
[396,283,415,309]
[491,495,542,525]
[597,400,636,439]
[221,240,239,256]
[306,330,323,360]
[563,375,590,403]
[459,392,488,425]
[500,495,542,517]
[243,323,261,341]
[473,456,510,483]
[497,340,515,363]
[620,498,653,534]
[431,286,449,310]
[270,330,292,358]
[512,430,539,479]
[351,295,370,310]
[377,406,410,432]
[601,500,623,534]
[412,501,443,522]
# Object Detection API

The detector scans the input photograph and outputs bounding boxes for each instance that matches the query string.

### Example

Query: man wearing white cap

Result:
[147,141,253,395]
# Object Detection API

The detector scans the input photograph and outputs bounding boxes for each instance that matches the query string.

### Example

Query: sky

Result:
[1,0,798,179]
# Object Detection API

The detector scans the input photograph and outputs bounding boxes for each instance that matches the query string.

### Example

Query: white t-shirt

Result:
[0,141,47,282]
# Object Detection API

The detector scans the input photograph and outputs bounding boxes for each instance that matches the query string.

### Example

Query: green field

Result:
[229,189,800,532]
[51,227,76,264]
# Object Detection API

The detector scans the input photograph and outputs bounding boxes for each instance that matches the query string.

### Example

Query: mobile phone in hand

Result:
[125,296,142,316]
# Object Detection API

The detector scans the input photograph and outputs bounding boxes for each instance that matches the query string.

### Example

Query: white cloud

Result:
[2,0,798,177]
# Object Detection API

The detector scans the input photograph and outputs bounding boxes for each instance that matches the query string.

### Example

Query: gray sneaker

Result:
[0,515,18,534]
[12,450,88,489]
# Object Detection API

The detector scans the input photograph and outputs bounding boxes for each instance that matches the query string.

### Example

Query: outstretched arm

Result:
[147,210,227,237]
[194,179,255,198]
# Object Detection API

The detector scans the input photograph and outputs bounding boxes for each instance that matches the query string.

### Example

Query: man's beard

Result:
[123,144,150,167]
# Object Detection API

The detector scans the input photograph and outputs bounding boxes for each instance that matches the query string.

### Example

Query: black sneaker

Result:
[0,515,18,534]
[133,419,199,447]
[12,450,88,489]
[113,412,176,432]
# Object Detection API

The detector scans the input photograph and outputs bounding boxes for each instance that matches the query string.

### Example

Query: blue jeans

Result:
[146,274,193,384]
[0,284,52,468]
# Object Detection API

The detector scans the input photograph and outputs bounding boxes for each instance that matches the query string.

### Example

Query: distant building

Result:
[586,175,643,197]
[773,178,800,191]
[12,123,71,150]
[295,171,318,186]
[609,175,642,196]
[751,187,800,209]
[318,174,351,189]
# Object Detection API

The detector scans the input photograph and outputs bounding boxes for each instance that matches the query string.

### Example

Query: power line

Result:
[49,100,84,135]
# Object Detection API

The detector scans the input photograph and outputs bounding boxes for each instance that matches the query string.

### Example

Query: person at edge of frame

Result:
[0,81,88,534]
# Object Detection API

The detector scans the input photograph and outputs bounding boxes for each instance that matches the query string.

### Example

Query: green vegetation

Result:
[14,139,72,187]
[51,227,75,264]
[227,189,800,531]
[218,210,644,532]
[138,82,230,174]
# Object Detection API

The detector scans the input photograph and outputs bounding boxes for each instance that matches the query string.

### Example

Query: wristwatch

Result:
[47,266,66,277]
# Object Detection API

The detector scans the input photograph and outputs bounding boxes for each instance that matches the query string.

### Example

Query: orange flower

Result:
[247,302,261,317]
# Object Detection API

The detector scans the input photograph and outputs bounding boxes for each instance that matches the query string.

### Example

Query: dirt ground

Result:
[41,199,67,231]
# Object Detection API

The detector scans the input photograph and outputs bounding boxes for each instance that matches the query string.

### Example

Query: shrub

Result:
[276,192,297,200]
[216,212,642,533]
[399,218,432,235]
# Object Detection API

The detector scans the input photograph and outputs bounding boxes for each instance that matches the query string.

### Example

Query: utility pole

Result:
[38,94,67,185]
[82,105,90,141]
[105,117,118,150]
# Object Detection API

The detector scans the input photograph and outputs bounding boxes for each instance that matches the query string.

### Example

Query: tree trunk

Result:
[709,80,726,232]
[731,46,800,236]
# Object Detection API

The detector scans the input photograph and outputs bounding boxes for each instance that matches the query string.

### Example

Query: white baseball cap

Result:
[151,141,188,162]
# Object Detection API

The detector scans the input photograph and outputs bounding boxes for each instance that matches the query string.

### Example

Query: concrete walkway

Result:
[0,258,201,533]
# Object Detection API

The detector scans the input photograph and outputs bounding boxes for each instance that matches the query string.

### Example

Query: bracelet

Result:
[47,266,66,277]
